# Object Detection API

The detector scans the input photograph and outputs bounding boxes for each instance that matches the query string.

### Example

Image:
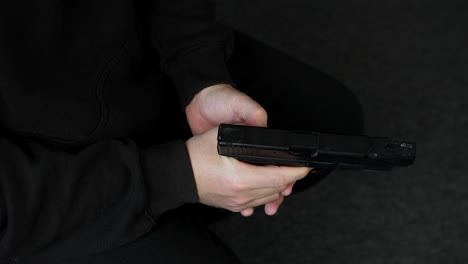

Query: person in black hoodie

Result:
[0,0,364,263]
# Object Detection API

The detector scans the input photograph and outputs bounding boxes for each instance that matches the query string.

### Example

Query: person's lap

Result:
[26,207,241,264]
[227,30,364,192]
[26,29,364,264]
[228,30,364,135]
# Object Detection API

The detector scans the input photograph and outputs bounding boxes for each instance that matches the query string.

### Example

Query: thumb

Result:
[235,96,268,127]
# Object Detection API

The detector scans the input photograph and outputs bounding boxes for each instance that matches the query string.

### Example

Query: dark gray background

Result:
[211,1,468,263]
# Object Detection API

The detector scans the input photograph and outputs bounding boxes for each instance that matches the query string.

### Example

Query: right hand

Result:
[185,126,312,214]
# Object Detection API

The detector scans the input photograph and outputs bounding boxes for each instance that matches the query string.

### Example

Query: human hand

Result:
[185,84,295,216]
[185,84,267,135]
[185,126,312,215]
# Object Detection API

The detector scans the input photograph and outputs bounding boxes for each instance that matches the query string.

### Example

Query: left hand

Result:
[185,83,267,135]
[185,83,295,217]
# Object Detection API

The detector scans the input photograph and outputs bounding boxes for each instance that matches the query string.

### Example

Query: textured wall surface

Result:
[213,1,468,263]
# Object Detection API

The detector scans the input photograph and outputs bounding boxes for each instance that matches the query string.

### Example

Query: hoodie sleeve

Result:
[147,0,237,110]
[0,129,198,261]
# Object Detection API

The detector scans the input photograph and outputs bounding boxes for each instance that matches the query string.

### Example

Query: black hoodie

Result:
[0,0,234,260]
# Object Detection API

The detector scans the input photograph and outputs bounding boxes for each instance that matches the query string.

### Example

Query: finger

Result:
[236,185,289,210]
[281,182,296,197]
[240,207,255,217]
[248,184,289,198]
[241,192,281,210]
[249,106,268,127]
[233,95,268,127]
[264,194,285,216]
[243,163,313,188]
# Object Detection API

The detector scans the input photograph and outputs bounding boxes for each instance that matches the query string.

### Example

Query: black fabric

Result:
[144,0,237,109]
[227,30,364,193]
[13,29,365,264]
[216,2,468,263]
[0,0,234,260]
[0,0,363,261]
[13,206,242,264]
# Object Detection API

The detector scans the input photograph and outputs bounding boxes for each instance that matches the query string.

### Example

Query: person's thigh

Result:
[24,206,241,264]
[227,29,365,190]
[227,30,364,136]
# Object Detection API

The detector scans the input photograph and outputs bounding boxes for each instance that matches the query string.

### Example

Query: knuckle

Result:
[280,184,289,191]
[272,192,281,200]
[232,196,249,207]
[273,174,287,187]
[229,178,246,192]
[264,194,280,205]
[230,205,244,213]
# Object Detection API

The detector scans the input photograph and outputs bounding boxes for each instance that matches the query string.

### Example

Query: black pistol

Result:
[217,124,416,172]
